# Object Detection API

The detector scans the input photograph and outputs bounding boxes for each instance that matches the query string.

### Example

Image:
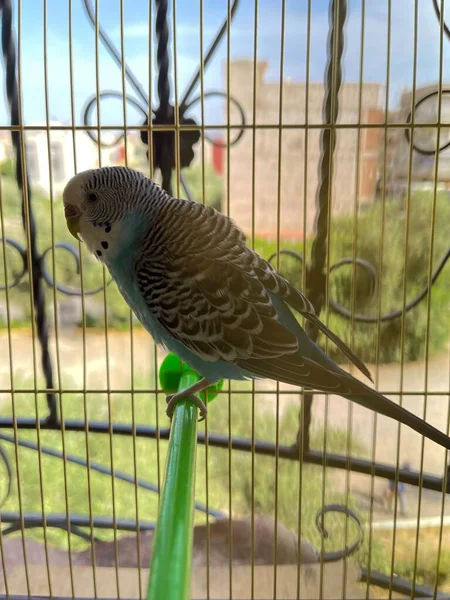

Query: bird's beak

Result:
[64,204,81,241]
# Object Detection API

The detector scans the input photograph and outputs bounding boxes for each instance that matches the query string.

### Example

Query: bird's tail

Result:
[252,294,450,451]
[240,349,450,452]
[344,382,450,451]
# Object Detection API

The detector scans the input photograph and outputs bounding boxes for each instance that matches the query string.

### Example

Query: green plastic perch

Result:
[147,353,223,600]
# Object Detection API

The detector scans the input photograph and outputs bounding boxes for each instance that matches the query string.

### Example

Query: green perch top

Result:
[159,352,224,403]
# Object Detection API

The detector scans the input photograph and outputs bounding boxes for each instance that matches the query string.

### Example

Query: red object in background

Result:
[117,145,126,164]
[212,138,224,175]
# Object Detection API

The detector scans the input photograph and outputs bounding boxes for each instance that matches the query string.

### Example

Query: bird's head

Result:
[62,166,156,259]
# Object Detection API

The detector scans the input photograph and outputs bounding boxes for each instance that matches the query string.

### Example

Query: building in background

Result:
[384,84,450,194]
[5,78,447,214]
[224,59,384,239]
[0,125,148,199]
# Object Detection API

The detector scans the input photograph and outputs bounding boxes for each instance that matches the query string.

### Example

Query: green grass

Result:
[0,158,15,179]
[1,370,449,589]
[369,528,450,592]
[394,548,450,589]
[0,368,370,555]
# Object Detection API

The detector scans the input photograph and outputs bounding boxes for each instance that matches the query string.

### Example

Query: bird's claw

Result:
[166,391,208,422]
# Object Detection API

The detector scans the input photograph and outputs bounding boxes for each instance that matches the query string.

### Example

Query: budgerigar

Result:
[62,166,450,450]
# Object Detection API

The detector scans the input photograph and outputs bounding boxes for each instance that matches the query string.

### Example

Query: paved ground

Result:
[1,329,449,522]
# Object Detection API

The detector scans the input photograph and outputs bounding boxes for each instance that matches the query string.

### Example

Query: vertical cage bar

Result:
[432,10,449,600]
[196,1,211,597]
[273,1,287,597]
[225,2,233,598]
[118,0,143,596]
[250,0,259,597]
[343,0,366,595]
[68,0,99,589]
[296,1,312,597]
[388,1,419,596]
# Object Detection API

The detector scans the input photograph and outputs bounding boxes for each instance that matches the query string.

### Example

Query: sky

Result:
[0,0,449,129]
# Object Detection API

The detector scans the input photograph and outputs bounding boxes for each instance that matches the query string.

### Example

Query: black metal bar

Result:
[0,512,156,532]
[299,0,348,453]
[1,520,102,542]
[0,0,56,422]
[309,0,347,304]
[154,0,172,194]
[0,417,446,493]
[329,247,450,322]
[360,567,450,599]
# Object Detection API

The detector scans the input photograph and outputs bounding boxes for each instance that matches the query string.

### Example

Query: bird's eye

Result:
[88,192,98,203]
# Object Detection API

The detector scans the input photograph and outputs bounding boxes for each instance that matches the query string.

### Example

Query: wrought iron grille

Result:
[0,0,449,598]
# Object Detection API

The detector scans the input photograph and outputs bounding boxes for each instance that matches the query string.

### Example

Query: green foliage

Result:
[325,192,450,364]
[362,532,450,591]
[393,546,450,588]
[0,157,15,179]
[254,193,450,364]
[0,370,369,560]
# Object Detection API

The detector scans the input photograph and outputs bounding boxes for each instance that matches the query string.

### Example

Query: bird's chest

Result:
[104,245,168,346]
[81,215,159,339]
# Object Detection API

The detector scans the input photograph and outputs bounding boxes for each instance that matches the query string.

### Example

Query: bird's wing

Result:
[248,254,373,381]
[135,202,300,363]
[135,199,370,380]
[238,350,358,394]
[135,250,300,362]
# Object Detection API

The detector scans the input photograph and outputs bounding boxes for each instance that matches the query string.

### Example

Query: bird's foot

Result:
[166,391,208,422]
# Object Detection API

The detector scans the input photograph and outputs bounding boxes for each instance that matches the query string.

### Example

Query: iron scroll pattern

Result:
[0,0,449,596]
